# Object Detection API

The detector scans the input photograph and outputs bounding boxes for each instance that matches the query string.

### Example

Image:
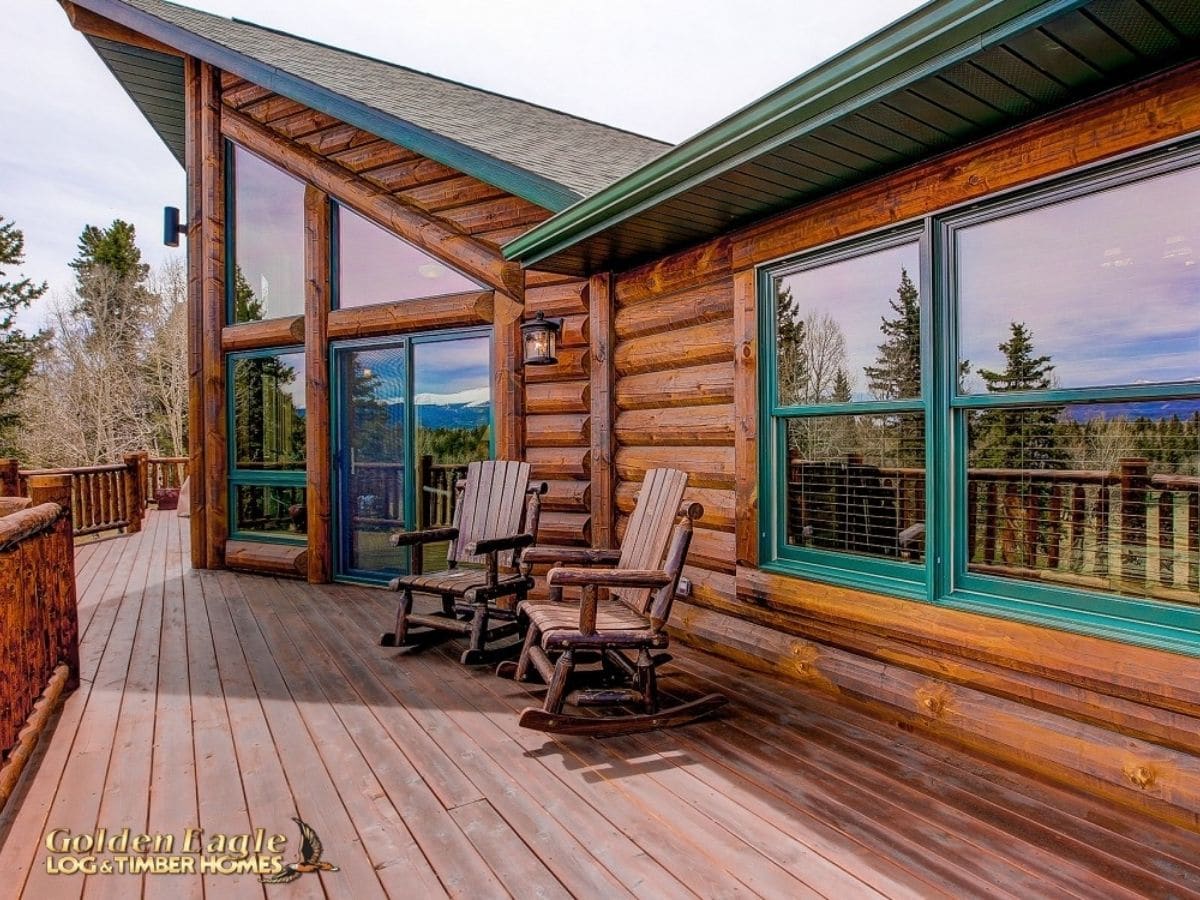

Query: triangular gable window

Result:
[335,204,482,308]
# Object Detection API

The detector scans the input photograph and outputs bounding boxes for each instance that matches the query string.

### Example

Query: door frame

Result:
[330,326,494,584]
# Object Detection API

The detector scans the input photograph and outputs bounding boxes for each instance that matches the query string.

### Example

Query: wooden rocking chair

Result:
[499,468,728,735]
[381,459,547,665]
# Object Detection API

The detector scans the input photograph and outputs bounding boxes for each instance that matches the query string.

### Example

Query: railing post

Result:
[26,473,79,690]
[419,454,432,528]
[1119,457,1149,586]
[0,458,19,497]
[124,452,145,534]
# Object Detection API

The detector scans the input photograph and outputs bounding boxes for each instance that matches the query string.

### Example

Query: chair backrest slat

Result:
[613,468,688,614]
[448,460,532,568]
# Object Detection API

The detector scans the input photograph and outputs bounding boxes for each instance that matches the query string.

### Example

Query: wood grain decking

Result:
[2,510,1199,899]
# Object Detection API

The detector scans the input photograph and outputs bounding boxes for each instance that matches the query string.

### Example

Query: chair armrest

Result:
[390,526,458,548]
[521,547,622,567]
[546,567,673,589]
[466,532,536,556]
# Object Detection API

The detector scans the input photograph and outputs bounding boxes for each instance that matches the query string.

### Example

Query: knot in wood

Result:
[915,684,952,719]
[790,642,820,674]
[1124,762,1158,790]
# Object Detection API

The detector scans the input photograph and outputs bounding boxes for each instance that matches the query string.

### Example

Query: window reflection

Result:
[965,400,1200,603]
[232,351,306,470]
[785,413,926,562]
[235,484,307,539]
[775,241,920,406]
[231,145,305,322]
[957,165,1200,392]
[337,205,481,308]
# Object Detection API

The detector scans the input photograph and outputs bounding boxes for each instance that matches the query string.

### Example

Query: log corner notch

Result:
[59,1,182,56]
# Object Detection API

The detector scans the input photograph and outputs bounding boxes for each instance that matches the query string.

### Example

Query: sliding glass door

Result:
[333,329,492,581]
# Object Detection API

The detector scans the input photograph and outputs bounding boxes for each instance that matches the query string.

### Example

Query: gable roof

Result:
[505,0,1200,273]
[68,0,671,211]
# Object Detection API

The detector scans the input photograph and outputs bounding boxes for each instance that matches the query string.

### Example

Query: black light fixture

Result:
[163,206,186,247]
[520,311,562,366]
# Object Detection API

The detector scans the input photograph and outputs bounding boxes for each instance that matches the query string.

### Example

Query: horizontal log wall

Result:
[525,272,593,552]
[612,62,1200,830]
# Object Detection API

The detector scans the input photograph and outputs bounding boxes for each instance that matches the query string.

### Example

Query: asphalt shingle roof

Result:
[103,0,671,206]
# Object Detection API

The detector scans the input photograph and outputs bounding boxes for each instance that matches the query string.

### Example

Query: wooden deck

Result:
[2,511,1200,899]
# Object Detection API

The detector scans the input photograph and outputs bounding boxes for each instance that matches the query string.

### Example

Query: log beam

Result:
[221,315,306,352]
[60,2,183,56]
[326,290,493,341]
[304,186,333,583]
[219,108,524,301]
[732,268,758,567]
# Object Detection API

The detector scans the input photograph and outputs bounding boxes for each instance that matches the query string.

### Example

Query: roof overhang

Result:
[60,0,583,211]
[505,0,1200,275]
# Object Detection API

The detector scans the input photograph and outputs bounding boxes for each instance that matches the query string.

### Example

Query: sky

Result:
[1,0,925,333]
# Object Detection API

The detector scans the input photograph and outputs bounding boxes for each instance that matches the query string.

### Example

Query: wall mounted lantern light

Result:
[520,311,562,366]
[163,206,186,247]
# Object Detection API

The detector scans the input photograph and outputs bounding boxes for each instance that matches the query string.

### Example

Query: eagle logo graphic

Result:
[260,818,340,884]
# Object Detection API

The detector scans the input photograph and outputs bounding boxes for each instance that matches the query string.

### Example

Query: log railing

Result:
[0,475,79,809]
[419,456,469,529]
[789,457,1200,600]
[0,452,185,538]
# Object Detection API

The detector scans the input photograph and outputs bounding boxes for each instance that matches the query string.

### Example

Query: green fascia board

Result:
[71,0,582,212]
[504,0,1091,267]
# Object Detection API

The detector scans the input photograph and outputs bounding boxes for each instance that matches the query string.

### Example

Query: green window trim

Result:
[759,139,1200,657]
[227,346,308,544]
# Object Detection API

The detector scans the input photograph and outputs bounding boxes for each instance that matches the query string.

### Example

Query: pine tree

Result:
[832,368,852,403]
[70,219,155,337]
[0,216,49,442]
[975,322,1065,469]
[863,268,920,401]
[775,283,807,406]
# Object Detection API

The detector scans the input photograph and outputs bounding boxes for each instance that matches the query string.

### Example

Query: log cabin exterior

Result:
[57,0,1200,838]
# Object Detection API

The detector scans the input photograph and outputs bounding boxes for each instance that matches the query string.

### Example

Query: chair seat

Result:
[524,598,650,635]
[391,568,525,597]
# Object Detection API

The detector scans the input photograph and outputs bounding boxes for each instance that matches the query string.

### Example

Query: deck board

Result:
[2,510,1200,899]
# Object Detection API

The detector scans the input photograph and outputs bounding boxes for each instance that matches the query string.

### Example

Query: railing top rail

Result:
[1152,474,1200,491]
[19,463,127,477]
[0,502,66,551]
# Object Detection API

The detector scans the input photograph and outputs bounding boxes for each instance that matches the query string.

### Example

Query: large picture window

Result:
[763,231,928,596]
[228,347,307,542]
[334,203,481,309]
[228,143,305,323]
[762,146,1200,650]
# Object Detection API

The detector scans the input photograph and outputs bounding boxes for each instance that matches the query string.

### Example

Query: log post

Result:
[588,272,615,549]
[25,474,79,688]
[1119,458,1149,586]
[0,458,19,497]
[123,452,145,533]
[732,268,759,567]
[304,184,333,583]
[185,55,209,569]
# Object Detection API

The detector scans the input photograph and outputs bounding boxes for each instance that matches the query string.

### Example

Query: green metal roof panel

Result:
[70,0,670,210]
[506,0,1200,274]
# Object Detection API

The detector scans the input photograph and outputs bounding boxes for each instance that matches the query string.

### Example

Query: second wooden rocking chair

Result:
[382,459,546,664]
[499,467,728,735]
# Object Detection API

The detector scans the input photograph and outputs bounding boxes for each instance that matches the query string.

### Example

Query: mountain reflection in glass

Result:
[957,165,1200,392]
[232,352,306,470]
[775,241,920,407]
[231,146,305,322]
[337,205,481,308]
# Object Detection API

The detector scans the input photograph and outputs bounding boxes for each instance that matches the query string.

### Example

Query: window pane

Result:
[232,352,306,470]
[414,335,491,568]
[957,165,1200,392]
[965,400,1200,604]
[775,241,920,406]
[232,145,305,322]
[235,484,306,539]
[784,413,925,563]
[338,206,480,308]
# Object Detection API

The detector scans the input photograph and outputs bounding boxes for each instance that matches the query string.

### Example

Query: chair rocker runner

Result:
[382,459,547,665]
[500,467,728,735]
